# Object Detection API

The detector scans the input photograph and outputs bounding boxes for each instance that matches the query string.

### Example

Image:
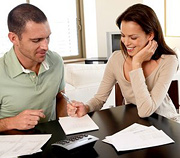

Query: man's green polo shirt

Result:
[0,48,65,122]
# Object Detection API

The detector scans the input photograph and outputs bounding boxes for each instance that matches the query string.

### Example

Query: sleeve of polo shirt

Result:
[58,57,65,92]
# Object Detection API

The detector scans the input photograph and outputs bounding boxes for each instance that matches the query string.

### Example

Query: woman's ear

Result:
[148,32,155,41]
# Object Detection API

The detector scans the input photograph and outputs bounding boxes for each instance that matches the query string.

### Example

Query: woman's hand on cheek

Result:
[132,40,158,68]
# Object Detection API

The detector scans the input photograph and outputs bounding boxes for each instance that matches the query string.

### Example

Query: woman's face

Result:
[120,21,152,57]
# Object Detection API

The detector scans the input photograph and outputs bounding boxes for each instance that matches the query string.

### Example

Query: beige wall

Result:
[84,0,180,58]
[95,0,143,57]
[165,37,180,50]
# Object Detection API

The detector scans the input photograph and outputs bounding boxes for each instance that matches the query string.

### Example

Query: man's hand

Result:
[8,109,45,130]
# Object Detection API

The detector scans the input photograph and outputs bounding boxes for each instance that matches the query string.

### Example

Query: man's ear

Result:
[148,32,155,41]
[8,32,19,45]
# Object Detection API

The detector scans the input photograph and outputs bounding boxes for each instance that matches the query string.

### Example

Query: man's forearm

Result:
[56,91,68,118]
[56,99,68,117]
[0,117,14,132]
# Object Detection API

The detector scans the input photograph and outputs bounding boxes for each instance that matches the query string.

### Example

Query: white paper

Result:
[0,134,51,158]
[103,123,149,143]
[59,114,99,135]
[103,123,174,151]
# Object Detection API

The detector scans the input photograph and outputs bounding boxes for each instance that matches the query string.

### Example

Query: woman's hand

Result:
[67,101,89,117]
[132,40,158,69]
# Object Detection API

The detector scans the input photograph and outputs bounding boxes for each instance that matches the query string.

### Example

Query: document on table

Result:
[59,114,99,135]
[103,123,174,151]
[0,134,51,158]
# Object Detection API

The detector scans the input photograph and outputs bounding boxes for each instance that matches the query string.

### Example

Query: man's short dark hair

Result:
[8,3,47,39]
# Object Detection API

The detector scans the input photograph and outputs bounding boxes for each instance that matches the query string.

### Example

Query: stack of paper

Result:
[59,114,99,135]
[0,134,51,158]
[103,123,174,151]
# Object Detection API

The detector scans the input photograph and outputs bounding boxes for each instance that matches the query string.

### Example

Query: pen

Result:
[61,92,77,115]
[61,92,72,104]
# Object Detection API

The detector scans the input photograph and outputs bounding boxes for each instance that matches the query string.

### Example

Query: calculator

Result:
[51,134,99,151]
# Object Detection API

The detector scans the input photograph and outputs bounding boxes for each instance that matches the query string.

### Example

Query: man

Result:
[0,3,67,132]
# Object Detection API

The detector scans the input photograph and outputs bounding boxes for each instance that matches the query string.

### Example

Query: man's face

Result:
[15,21,51,64]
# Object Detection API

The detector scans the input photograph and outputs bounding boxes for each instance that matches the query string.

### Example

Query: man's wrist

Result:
[0,117,14,132]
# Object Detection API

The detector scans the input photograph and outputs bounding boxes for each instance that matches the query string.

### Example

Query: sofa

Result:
[64,64,115,110]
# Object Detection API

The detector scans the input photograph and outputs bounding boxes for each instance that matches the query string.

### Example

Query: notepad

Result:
[59,114,99,135]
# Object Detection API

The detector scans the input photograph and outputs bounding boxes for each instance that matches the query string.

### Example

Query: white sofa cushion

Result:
[64,64,106,87]
[64,64,115,109]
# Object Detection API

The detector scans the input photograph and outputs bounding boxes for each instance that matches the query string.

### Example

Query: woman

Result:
[67,4,179,121]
